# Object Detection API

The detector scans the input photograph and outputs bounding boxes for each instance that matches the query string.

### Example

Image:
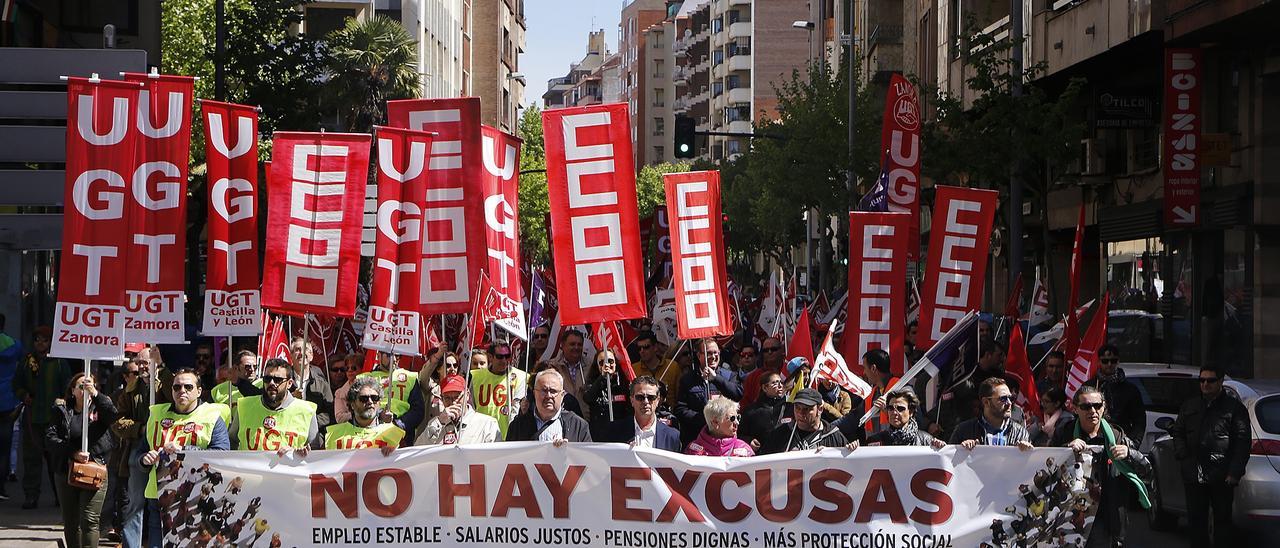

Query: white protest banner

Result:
[160,444,1098,548]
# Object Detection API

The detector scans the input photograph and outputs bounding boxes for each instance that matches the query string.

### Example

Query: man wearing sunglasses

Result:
[607,376,681,451]
[629,331,680,408]
[1080,344,1146,442]
[230,359,321,454]
[323,377,404,455]
[950,377,1032,450]
[470,342,528,439]
[1169,366,1250,547]
[740,336,785,407]
[356,352,427,437]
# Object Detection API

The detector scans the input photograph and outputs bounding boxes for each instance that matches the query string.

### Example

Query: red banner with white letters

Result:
[363,126,435,355]
[480,125,523,307]
[917,186,998,349]
[845,212,909,375]
[262,132,370,317]
[663,170,732,339]
[52,78,143,359]
[1163,48,1201,227]
[386,98,485,314]
[201,100,261,336]
[541,103,647,325]
[120,73,193,342]
[880,74,922,259]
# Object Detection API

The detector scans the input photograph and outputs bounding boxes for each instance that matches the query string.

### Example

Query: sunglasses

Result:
[637,344,653,350]
[172,383,196,392]
[357,395,382,404]
[533,333,550,340]
[762,347,782,353]
[987,395,1013,404]
[330,367,348,373]
[727,415,741,423]
[764,379,784,386]
[632,394,659,402]
[262,375,290,386]
[445,361,459,368]
[495,354,512,359]
[1077,402,1105,411]
[1199,377,1222,384]
[888,405,910,413]
[1100,358,1119,365]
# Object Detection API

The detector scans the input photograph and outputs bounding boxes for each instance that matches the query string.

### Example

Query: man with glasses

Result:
[740,336,786,407]
[630,331,680,407]
[1170,366,1250,548]
[607,376,681,451]
[231,359,321,453]
[523,325,551,370]
[1081,344,1145,442]
[675,339,742,446]
[470,342,528,439]
[506,369,592,443]
[728,343,758,385]
[131,368,230,548]
[418,374,499,445]
[950,377,1032,450]
[212,350,264,408]
[288,337,335,430]
[324,377,404,454]
[193,342,216,398]
[356,352,428,438]
[1036,351,1067,394]
[760,388,849,454]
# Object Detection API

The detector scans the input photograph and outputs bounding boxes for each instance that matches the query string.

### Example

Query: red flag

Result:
[386,98,486,314]
[1005,275,1024,320]
[1005,322,1042,419]
[787,308,816,366]
[364,126,434,355]
[541,103,647,324]
[664,170,732,339]
[257,315,289,362]
[917,186,999,349]
[120,73,193,343]
[1067,295,1110,397]
[261,132,370,317]
[201,100,261,336]
[480,125,523,306]
[474,272,528,340]
[1063,203,1086,360]
[880,74,922,259]
[52,77,142,360]
[846,211,909,375]
[593,322,636,382]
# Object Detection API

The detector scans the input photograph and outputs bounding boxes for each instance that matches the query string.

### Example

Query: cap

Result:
[440,374,467,395]
[792,388,822,407]
[785,357,809,379]
[124,342,146,354]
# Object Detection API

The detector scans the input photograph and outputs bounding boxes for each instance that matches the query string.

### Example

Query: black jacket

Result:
[505,409,593,442]
[865,424,938,447]
[605,418,682,451]
[738,394,788,446]
[584,374,632,441]
[948,415,1031,446]
[1169,392,1250,484]
[299,366,335,429]
[46,392,119,468]
[759,420,849,454]
[1083,369,1147,442]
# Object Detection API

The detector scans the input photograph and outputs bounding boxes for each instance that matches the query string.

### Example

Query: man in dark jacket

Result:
[506,369,592,443]
[950,377,1032,450]
[607,376,681,451]
[289,337,335,429]
[14,326,71,509]
[1081,344,1146,443]
[738,370,789,451]
[674,339,742,445]
[1169,366,1250,548]
[760,389,848,454]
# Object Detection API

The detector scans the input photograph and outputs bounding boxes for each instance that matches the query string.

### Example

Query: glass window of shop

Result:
[1105,237,1191,364]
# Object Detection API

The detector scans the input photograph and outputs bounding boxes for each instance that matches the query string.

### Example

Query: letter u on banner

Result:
[846,212,909,375]
[542,103,647,324]
[480,125,523,305]
[664,170,731,339]
[262,132,371,317]
[201,100,261,335]
[917,185,999,349]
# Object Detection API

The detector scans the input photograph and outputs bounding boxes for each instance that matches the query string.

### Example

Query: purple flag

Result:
[529,271,547,330]
[858,166,890,212]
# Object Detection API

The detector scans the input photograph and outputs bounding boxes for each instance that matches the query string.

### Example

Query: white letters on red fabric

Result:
[917,186,998,348]
[663,171,731,339]
[845,212,909,375]
[201,100,261,335]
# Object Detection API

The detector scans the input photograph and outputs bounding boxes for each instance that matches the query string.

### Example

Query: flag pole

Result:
[226,335,235,410]
[81,358,92,454]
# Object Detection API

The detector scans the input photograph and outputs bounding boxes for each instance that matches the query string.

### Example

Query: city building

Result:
[620,0,672,171]
[471,0,525,132]
[542,30,610,109]
[641,16,675,164]
[401,0,470,99]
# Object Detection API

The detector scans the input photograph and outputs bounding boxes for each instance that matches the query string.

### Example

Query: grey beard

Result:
[356,407,377,422]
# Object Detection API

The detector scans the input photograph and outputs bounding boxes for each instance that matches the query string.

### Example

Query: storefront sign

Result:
[1163,48,1202,227]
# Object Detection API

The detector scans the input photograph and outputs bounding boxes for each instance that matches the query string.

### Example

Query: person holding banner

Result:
[46,372,118,548]
[850,349,898,438]
[287,338,334,430]
[848,389,944,449]
[584,349,630,441]
[675,339,742,446]
[230,359,321,454]
[356,352,427,437]
[950,378,1033,450]
[417,375,500,446]
[760,389,850,454]
[211,350,263,407]
[1080,345,1146,444]
[471,342,529,439]
[506,369,592,443]
[606,376,681,451]
[322,377,404,454]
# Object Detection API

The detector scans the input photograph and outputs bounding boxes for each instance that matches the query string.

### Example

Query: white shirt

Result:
[534,409,564,442]
[633,417,659,448]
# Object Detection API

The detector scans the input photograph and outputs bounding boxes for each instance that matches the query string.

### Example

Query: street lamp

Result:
[793,20,815,64]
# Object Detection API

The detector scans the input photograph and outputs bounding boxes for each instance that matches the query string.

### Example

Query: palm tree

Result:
[326,15,420,132]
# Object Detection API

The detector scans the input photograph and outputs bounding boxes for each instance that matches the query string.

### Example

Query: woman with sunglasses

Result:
[584,350,631,441]
[684,397,754,457]
[847,389,944,449]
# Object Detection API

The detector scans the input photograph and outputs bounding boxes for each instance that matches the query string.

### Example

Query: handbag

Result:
[68,459,107,490]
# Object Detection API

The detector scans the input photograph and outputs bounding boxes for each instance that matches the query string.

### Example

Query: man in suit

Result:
[609,376,681,451]
[288,337,335,429]
[506,369,592,443]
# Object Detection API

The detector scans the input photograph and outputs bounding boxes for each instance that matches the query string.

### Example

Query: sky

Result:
[521,0,622,108]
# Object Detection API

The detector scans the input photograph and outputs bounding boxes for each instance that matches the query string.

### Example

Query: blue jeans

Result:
[122,464,148,548]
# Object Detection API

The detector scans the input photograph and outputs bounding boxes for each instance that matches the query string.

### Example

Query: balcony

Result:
[728,21,752,39]
[728,120,751,135]
[730,0,749,5]
[727,86,750,105]
[673,97,689,113]
[728,53,751,72]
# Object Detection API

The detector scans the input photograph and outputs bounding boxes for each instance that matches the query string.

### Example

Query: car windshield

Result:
[1128,376,1201,414]
[1258,395,1280,435]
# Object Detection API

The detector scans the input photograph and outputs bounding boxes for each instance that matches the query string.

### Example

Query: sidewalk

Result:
[0,469,99,547]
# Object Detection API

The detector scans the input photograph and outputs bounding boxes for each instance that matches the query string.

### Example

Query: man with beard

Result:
[357,352,428,436]
[759,389,849,453]
[738,370,789,451]
[1081,344,1145,442]
[546,330,589,405]
[418,374,500,445]
[324,376,404,454]
[231,359,322,454]
[288,337,334,429]
[951,377,1033,450]
[470,343,528,439]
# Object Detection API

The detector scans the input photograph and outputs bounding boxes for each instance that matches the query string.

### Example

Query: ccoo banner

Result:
[663,170,732,339]
[917,186,998,349]
[542,103,647,325]
[262,132,371,317]
[161,444,1099,548]
[880,74,922,259]
[201,100,261,336]
[845,212,909,375]
[52,77,143,360]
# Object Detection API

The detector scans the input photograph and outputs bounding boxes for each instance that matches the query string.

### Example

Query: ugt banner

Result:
[542,103,646,325]
[917,186,998,349]
[480,125,523,308]
[663,170,732,339]
[201,100,261,336]
[52,77,143,360]
[845,212,909,375]
[363,126,436,355]
[880,73,922,259]
[262,132,371,317]
[120,73,194,343]
[160,444,1099,548]
[386,98,486,314]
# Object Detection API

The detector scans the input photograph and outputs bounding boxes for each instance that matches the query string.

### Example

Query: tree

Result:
[224,0,330,136]
[326,15,421,132]
[517,107,550,266]
[635,161,691,218]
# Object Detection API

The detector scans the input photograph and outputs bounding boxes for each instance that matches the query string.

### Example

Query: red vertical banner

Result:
[120,73,194,342]
[917,186,999,349]
[1163,48,1201,227]
[880,74,922,258]
[1063,203,1086,360]
[261,132,371,317]
[846,212,909,375]
[52,78,143,359]
[480,125,523,306]
[592,321,637,382]
[386,98,485,314]
[1067,295,1110,398]
[363,126,435,355]
[663,170,732,339]
[201,100,261,336]
[541,103,647,324]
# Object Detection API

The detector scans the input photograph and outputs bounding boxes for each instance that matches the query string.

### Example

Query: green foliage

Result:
[635,161,692,218]
[517,107,550,266]
[223,0,330,136]
[326,15,421,132]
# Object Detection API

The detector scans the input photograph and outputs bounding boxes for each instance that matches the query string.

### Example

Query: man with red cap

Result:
[417,375,500,445]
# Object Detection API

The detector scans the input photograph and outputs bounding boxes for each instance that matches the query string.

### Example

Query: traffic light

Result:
[674,115,696,159]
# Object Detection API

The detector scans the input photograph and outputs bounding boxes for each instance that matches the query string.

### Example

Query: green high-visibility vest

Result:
[324,421,405,450]
[234,395,316,451]
[143,402,227,498]
[357,369,418,417]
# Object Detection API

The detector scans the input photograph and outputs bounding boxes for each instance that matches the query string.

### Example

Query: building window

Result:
[727,75,742,89]
[726,140,741,155]
[713,50,724,66]
[712,17,723,34]
[654,146,664,161]
[712,81,723,97]
[654,117,665,136]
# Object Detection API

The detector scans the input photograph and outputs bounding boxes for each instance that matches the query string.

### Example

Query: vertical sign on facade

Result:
[1163,48,1202,227]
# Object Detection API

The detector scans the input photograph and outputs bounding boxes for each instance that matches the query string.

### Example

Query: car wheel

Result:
[1147,470,1178,531]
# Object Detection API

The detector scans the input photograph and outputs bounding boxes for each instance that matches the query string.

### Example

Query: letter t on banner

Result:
[846,212,909,375]
[663,170,732,339]
[917,185,999,349]
[542,103,647,324]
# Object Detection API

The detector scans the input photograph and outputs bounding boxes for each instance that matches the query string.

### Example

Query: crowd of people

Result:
[0,312,1254,548]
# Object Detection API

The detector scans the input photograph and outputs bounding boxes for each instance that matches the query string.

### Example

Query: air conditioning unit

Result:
[1081,138,1106,175]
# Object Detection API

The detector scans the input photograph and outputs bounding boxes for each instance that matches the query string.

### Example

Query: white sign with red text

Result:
[202,100,262,335]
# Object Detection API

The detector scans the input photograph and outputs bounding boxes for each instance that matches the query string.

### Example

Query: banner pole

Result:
[227,335,235,410]
[81,358,91,453]
[148,344,156,408]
